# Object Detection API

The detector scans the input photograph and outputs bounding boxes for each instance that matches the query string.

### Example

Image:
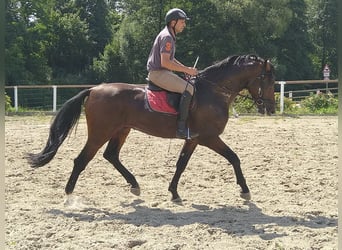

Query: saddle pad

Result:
[146,89,178,115]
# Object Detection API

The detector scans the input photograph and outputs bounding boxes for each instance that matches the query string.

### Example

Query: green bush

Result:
[301,92,338,114]
[232,91,338,115]
[232,90,256,114]
[233,91,299,114]
[274,93,299,113]
[5,92,13,112]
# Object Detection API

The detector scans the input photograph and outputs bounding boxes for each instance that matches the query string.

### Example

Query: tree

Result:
[74,0,112,60]
[93,0,164,83]
[170,0,226,68]
[92,37,129,83]
[47,11,91,81]
[5,0,338,87]
[275,0,314,80]
[5,0,52,84]
[307,0,337,79]
[211,0,292,57]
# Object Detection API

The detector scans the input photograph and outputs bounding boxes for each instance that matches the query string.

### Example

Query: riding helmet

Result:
[165,8,190,24]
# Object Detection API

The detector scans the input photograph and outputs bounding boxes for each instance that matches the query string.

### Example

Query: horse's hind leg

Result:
[169,140,198,202]
[200,136,251,200]
[103,128,140,196]
[65,142,102,195]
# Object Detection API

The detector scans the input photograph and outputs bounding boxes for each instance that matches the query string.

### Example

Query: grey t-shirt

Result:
[147,26,176,71]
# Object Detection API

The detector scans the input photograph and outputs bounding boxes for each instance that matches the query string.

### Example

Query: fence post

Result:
[14,86,18,112]
[279,81,286,114]
[52,85,57,112]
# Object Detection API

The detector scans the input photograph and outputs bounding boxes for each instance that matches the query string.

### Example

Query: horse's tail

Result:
[27,88,91,168]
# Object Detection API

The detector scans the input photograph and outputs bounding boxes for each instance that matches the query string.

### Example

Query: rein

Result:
[195,74,273,107]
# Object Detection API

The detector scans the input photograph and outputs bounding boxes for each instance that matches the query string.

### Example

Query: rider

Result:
[147,8,199,139]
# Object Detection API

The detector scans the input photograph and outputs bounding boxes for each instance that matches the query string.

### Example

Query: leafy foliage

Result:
[5,0,338,86]
[5,92,12,112]
[274,93,300,113]
[301,92,338,114]
[233,91,338,115]
[232,90,256,114]
[306,0,338,79]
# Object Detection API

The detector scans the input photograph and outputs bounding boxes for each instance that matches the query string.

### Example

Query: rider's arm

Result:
[161,53,197,76]
[174,58,184,67]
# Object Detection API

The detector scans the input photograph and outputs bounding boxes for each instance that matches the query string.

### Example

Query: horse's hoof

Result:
[240,192,251,200]
[130,187,141,196]
[171,197,183,204]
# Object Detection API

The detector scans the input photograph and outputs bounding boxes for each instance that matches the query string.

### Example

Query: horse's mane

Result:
[199,54,264,78]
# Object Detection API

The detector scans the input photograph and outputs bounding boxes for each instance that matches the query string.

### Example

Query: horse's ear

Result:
[265,60,271,72]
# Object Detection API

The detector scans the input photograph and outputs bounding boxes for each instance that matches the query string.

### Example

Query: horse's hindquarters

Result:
[86,83,179,139]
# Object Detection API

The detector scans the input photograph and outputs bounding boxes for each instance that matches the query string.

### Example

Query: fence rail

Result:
[5,85,95,112]
[286,87,338,100]
[5,80,339,114]
[277,80,338,113]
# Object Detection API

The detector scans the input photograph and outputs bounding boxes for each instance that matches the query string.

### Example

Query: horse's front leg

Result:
[169,140,198,202]
[200,136,251,200]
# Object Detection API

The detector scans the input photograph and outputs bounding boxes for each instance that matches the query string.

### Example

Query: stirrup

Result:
[176,127,199,139]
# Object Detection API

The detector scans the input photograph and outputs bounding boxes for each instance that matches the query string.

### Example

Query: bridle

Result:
[247,70,275,108]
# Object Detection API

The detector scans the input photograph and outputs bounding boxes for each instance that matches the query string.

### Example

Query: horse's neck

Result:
[214,76,249,107]
[216,77,244,97]
[197,77,239,108]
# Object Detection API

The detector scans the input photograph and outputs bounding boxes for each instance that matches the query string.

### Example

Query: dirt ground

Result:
[5,115,337,250]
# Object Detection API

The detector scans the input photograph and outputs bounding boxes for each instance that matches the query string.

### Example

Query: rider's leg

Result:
[148,70,192,93]
[148,70,198,139]
[176,89,198,139]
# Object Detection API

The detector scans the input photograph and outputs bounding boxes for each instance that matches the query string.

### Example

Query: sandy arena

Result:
[5,115,337,249]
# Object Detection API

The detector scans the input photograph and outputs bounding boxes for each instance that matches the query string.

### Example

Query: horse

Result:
[27,54,275,202]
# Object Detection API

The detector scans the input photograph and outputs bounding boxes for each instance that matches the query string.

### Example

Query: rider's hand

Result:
[186,67,198,76]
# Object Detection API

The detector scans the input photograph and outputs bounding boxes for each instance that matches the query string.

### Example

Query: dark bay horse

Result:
[27,54,275,202]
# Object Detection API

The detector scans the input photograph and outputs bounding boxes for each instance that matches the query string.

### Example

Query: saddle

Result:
[144,79,182,115]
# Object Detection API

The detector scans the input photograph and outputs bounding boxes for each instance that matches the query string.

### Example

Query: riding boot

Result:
[176,91,199,139]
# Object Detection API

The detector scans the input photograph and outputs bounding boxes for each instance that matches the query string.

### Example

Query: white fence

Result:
[5,84,95,112]
[5,80,339,114]
[278,80,338,113]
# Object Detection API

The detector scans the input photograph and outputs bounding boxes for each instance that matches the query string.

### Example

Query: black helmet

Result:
[165,8,189,24]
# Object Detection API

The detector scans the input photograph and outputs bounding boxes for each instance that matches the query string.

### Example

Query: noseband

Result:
[251,71,275,107]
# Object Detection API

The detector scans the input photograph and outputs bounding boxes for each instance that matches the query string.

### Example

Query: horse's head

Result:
[245,57,276,115]
[197,54,276,115]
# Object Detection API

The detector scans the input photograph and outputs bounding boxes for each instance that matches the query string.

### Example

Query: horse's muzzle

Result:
[256,99,275,115]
